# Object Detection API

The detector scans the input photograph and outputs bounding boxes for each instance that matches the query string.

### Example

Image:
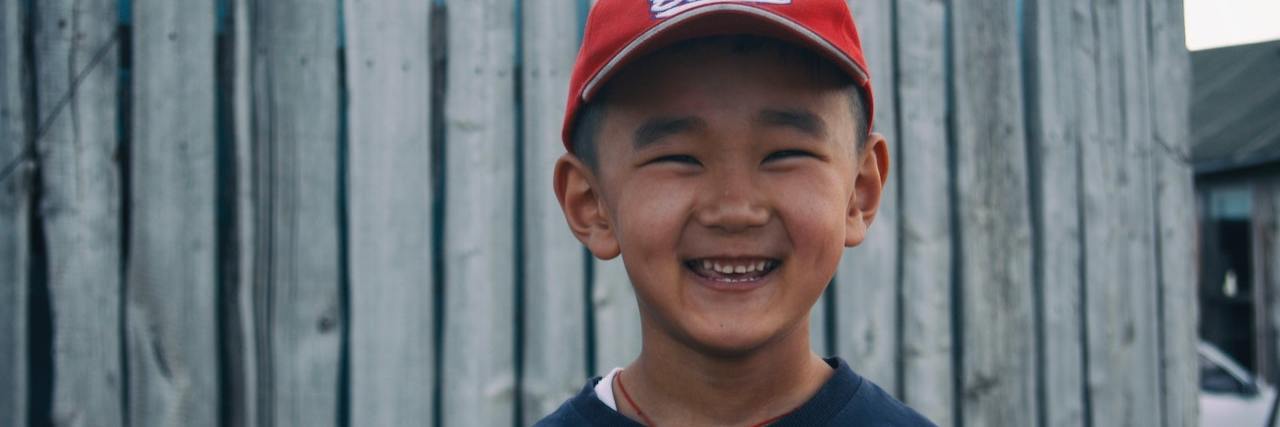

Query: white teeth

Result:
[696,260,775,275]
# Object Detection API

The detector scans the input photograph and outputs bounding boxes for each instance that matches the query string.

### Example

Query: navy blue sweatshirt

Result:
[534,358,936,426]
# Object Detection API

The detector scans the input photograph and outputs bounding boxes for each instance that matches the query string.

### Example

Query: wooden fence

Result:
[0,0,1198,426]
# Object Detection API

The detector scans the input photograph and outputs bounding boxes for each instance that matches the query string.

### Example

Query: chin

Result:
[677,316,795,358]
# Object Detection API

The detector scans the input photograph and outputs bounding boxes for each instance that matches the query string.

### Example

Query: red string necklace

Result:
[614,369,796,427]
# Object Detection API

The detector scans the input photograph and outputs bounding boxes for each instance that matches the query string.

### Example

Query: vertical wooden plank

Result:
[521,0,587,422]
[1261,180,1280,416]
[1083,0,1162,425]
[1257,182,1277,381]
[951,0,1037,425]
[33,0,124,425]
[126,1,218,425]
[593,258,642,374]
[1148,0,1197,425]
[0,0,31,424]
[894,0,953,423]
[343,1,435,425]
[223,0,260,424]
[1121,11,1163,423]
[1025,0,1086,425]
[1069,1,1109,424]
[1256,182,1277,382]
[249,0,343,425]
[442,0,517,425]
[835,0,900,394]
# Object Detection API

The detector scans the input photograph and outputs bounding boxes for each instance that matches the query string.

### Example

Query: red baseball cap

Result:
[561,0,875,151]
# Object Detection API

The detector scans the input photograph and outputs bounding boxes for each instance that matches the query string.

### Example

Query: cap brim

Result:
[579,3,870,102]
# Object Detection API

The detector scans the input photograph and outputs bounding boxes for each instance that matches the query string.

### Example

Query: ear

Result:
[846,132,890,247]
[554,154,621,260]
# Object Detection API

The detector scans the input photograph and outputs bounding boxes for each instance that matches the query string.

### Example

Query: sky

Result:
[1185,0,1280,50]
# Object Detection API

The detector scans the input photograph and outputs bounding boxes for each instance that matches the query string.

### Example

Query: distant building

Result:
[1193,39,1280,383]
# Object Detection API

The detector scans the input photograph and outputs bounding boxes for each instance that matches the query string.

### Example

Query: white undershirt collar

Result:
[594,367,624,411]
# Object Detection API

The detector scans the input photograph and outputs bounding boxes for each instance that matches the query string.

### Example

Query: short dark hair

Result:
[569,35,871,170]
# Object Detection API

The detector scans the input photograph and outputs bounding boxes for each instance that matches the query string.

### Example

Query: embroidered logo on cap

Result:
[649,0,792,19]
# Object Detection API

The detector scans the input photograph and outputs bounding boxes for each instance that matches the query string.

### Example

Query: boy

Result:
[539,0,934,425]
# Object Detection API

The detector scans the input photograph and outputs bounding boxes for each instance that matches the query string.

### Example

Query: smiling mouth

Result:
[684,258,781,283]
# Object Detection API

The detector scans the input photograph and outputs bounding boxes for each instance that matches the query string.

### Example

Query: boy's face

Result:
[556,43,888,355]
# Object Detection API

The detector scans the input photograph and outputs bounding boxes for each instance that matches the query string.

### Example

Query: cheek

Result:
[770,169,851,266]
[610,177,697,257]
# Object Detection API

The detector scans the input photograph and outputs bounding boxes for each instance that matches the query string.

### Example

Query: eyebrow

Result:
[632,116,705,149]
[755,108,827,138]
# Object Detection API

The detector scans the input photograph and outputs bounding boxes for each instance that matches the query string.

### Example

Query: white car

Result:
[1201,341,1276,426]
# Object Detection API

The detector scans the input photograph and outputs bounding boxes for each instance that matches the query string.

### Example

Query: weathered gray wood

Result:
[950,0,1037,425]
[1083,1,1163,425]
[249,0,343,425]
[835,0,900,396]
[593,258,642,374]
[442,0,518,424]
[126,1,219,425]
[1071,1,1112,424]
[33,0,124,425]
[0,0,30,424]
[343,1,436,425]
[1085,0,1167,424]
[1257,186,1274,391]
[521,0,588,423]
[1148,0,1197,425]
[1025,0,1086,425]
[223,0,260,425]
[1260,180,1280,421]
[893,0,953,423]
[1257,182,1278,382]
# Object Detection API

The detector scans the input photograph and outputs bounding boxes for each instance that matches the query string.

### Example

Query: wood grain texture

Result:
[835,0,900,395]
[248,0,344,425]
[442,0,518,425]
[1083,1,1163,425]
[1259,180,1280,417]
[343,1,436,425]
[1070,0,1111,423]
[33,0,124,425]
[0,2,1205,425]
[521,0,588,423]
[1257,182,1279,383]
[222,0,261,425]
[126,1,219,425]
[1024,0,1087,425]
[950,0,1037,425]
[0,0,30,423]
[1148,0,1197,425]
[593,257,642,375]
[893,0,953,423]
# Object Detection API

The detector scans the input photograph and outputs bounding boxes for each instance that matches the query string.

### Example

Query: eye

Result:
[648,154,702,166]
[764,149,816,162]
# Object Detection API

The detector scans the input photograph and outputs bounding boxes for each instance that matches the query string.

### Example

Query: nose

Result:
[694,171,771,232]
